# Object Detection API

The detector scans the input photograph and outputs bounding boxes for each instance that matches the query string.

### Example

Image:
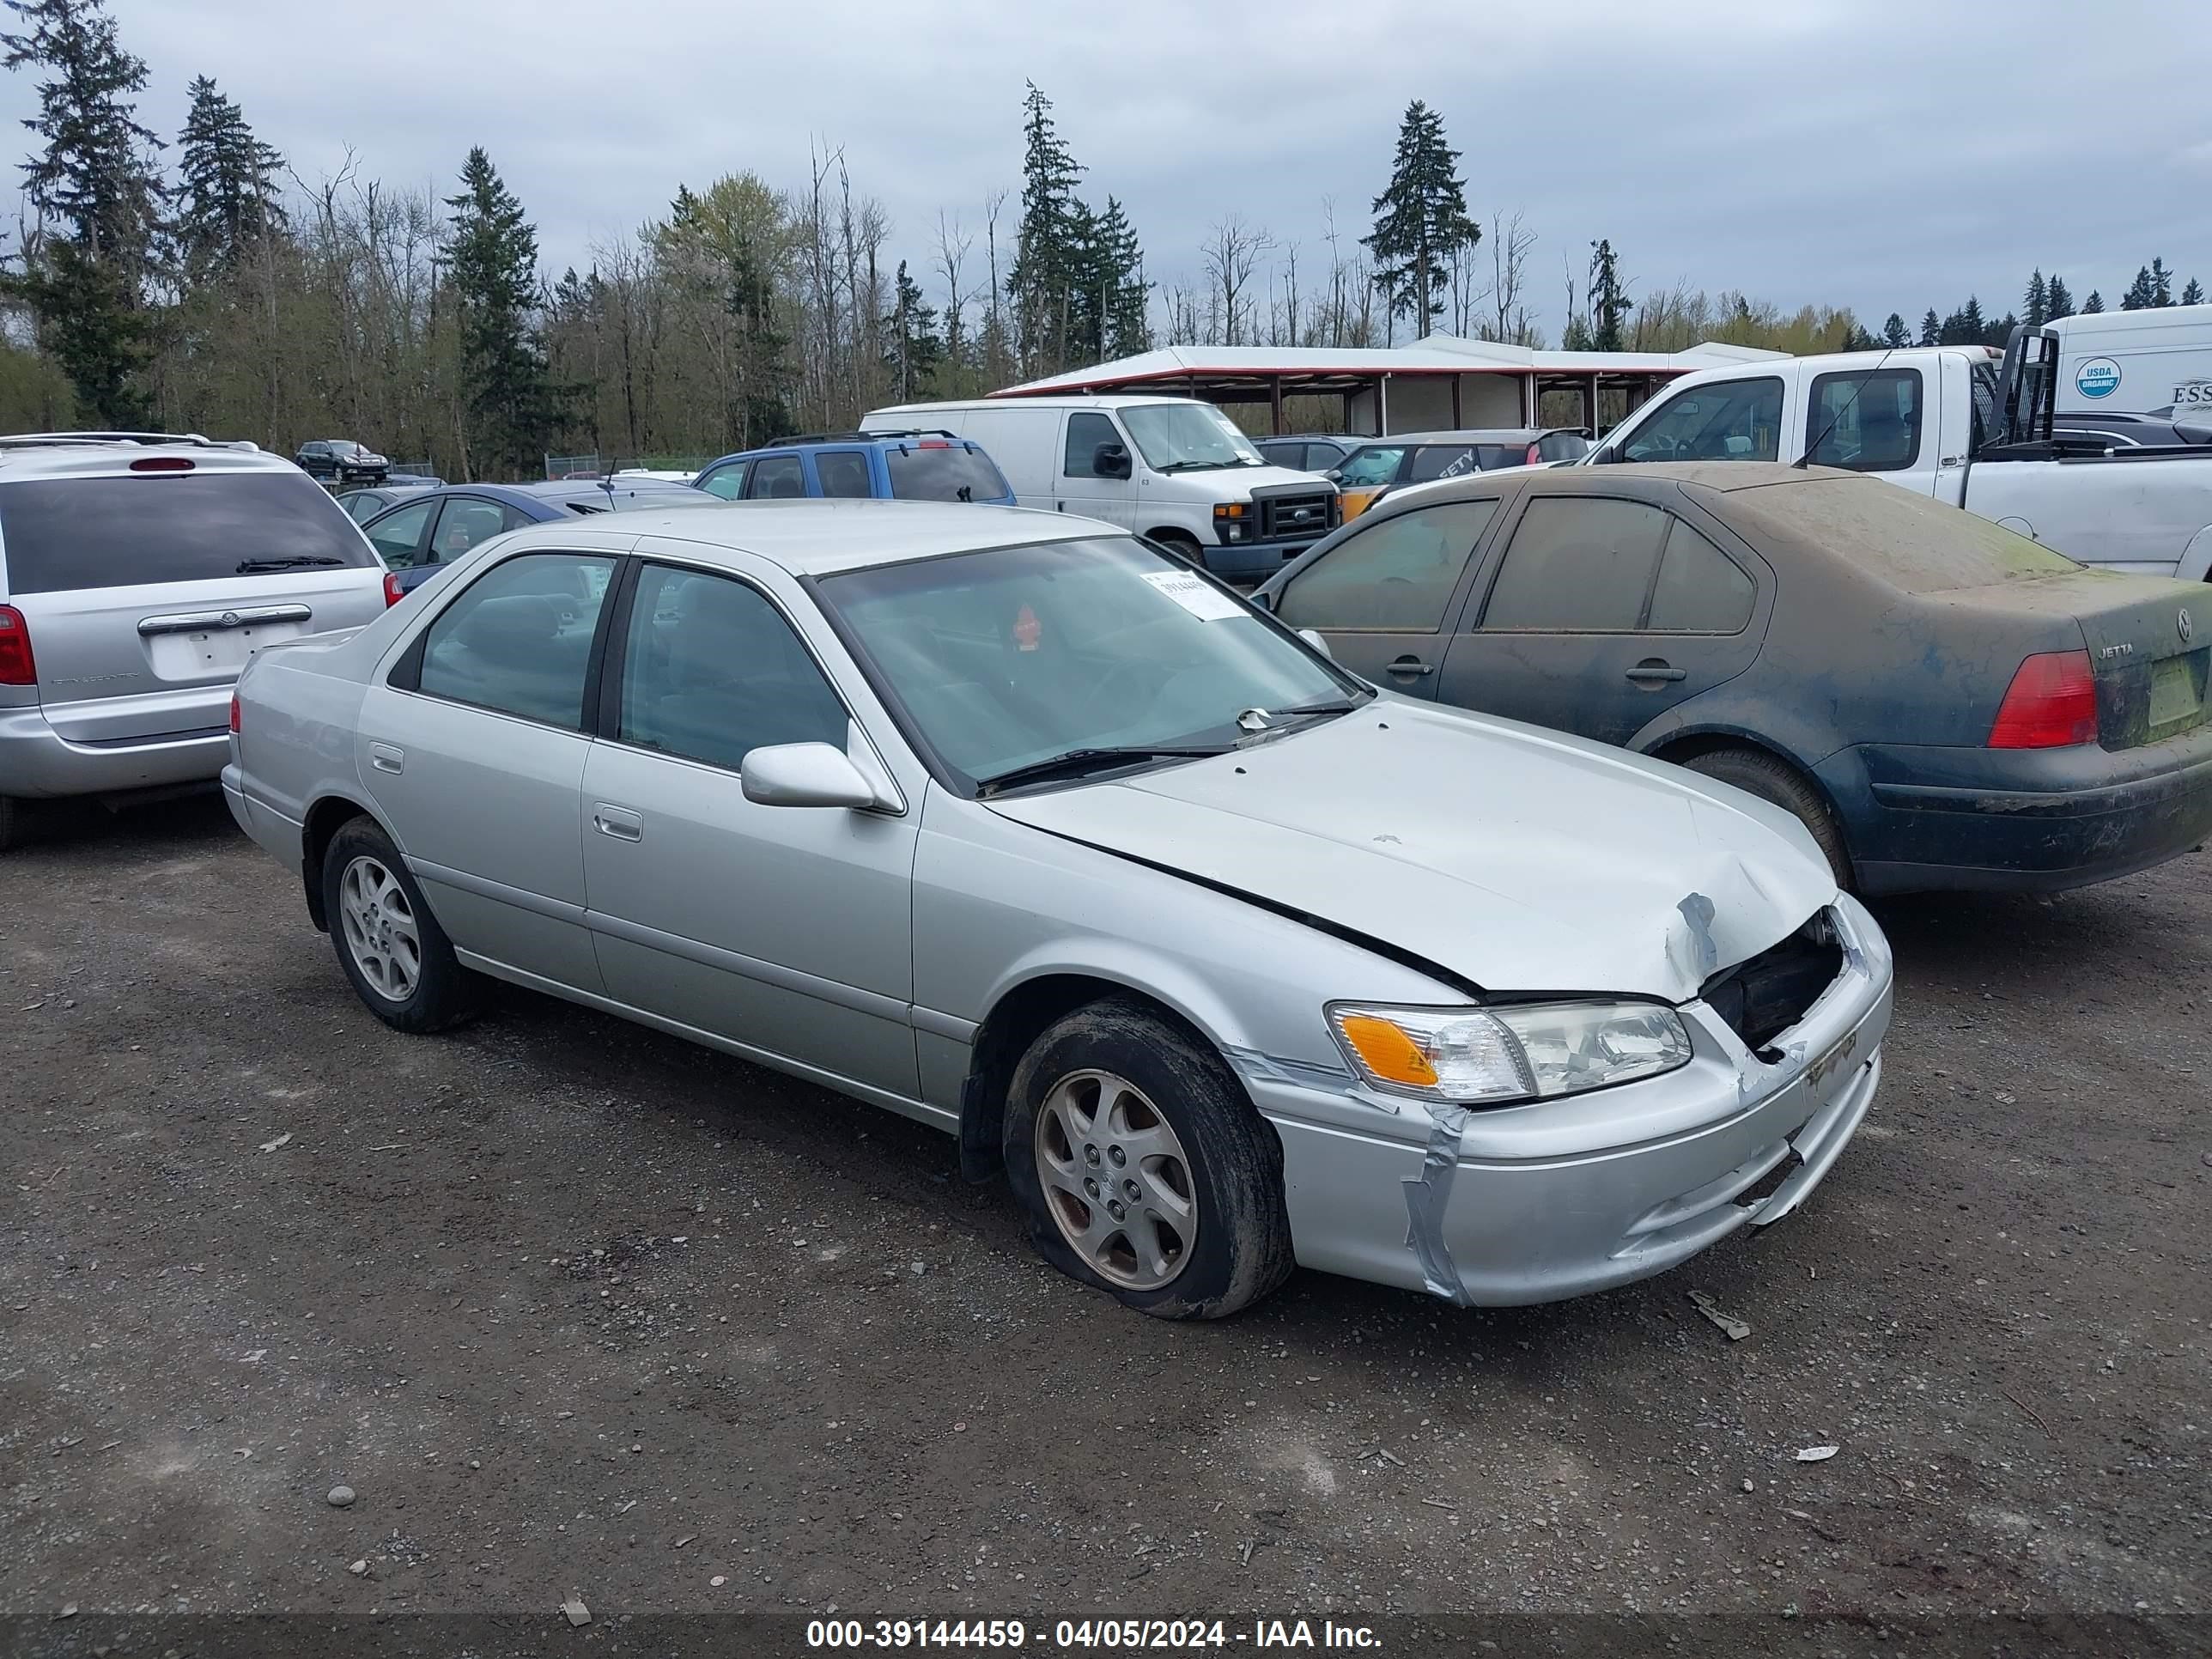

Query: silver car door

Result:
[580,553,922,1103]
[355,546,622,994]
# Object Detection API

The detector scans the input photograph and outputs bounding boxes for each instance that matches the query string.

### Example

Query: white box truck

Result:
[2047,303,2212,416]
[861,395,1339,582]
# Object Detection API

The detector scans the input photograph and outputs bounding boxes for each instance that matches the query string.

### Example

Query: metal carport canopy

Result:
[986,335,1790,435]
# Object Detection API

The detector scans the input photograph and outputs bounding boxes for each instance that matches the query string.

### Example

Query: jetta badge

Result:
[2182,608,2196,644]
[220,611,240,628]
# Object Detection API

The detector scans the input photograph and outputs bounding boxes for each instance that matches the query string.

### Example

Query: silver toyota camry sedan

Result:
[223,500,1893,1319]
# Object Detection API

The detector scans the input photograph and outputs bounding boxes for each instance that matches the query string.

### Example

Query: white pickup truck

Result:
[1581,329,2212,581]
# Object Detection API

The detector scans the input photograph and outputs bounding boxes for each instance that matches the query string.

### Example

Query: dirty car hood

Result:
[985,700,1838,1003]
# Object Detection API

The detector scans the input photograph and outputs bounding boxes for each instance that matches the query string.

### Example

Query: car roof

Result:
[504,497,1104,576]
[0,434,295,481]
[701,430,974,466]
[1350,428,1561,447]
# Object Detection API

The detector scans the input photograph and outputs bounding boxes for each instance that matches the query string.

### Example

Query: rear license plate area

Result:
[2149,653,2205,736]
[147,623,304,680]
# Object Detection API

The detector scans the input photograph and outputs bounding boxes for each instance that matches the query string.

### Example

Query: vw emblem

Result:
[220,611,240,628]
[2183,609,2196,645]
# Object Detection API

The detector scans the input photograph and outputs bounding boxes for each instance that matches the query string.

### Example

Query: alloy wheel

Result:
[337,854,422,1003]
[1033,1069,1198,1290]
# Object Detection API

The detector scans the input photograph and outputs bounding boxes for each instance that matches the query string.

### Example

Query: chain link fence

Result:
[544,452,712,481]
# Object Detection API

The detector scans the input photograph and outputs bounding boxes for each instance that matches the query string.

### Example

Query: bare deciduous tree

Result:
[1202,215,1273,347]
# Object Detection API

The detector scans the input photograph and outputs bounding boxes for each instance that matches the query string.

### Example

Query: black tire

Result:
[320,817,480,1033]
[1149,531,1206,567]
[1680,746,1854,889]
[1003,998,1293,1320]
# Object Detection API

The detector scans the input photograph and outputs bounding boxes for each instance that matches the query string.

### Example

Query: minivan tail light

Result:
[382,571,404,607]
[0,605,33,684]
[1989,649,2099,748]
[129,456,194,472]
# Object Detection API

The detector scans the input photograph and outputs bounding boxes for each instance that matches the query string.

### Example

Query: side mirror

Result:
[1297,628,1332,660]
[1323,468,1343,483]
[1094,442,1133,480]
[741,742,878,809]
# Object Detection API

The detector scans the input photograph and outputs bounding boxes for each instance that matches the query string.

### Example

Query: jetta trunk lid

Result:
[984,699,1838,1003]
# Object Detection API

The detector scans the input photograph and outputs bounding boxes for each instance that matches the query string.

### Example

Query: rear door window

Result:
[0,471,377,594]
[1644,519,1756,632]
[428,497,511,562]
[746,454,807,499]
[812,449,874,499]
[410,552,617,729]
[1406,445,1482,483]
[1479,498,1671,631]
[1617,378,1784,463]
[1274,501,1499,631]
[1806,368,1923,471]
[1334,446,1405,486]
[886,442,1012,502]
[696,459,750,500]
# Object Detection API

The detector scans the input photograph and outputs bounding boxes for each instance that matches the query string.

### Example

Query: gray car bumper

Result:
[1242,897,1894,1307]
[0,706,230,799]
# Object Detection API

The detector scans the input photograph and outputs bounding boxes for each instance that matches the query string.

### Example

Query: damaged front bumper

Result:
[1243,896,1894,1307]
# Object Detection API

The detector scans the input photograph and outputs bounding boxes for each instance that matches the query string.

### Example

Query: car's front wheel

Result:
[321,817,479,1033]
[1003,999,1293,1319]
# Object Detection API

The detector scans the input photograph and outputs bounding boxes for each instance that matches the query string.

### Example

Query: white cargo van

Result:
[861,395,1339,582]
[2048,304,2212,416]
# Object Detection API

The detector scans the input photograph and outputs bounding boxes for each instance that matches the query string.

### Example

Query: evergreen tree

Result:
[1006,82,1084,376]
[882,258,941,402]
[1364,99,1478,338]
[2122,264,2154,309]
[1881,313,1911,348]
[2185,278,2205,307]
[1089,196,1150,359]
[443,147,563,478]
[2151,257,2173,307]
[2083,290,2104,313]
[1,0,166,423]
[1986,310,2019,349]
[1917,308,1941,346]
[1587,238,1631,350]
[174,74,285,274]
[1937,296,1986,346]
[2022,269,2046,328]
[2045,275,2075,319]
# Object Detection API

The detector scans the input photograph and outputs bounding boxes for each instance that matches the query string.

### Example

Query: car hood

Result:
[985,699,1838,1002]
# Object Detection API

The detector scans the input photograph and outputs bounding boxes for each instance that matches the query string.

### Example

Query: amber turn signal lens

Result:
[1334,1015,1439,1087]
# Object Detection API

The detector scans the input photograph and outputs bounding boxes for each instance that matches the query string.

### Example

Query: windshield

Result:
[817,536,1357,789]
[1119,404,1264,472]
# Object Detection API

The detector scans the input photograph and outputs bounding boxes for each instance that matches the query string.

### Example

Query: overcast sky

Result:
[9,1,2209,343]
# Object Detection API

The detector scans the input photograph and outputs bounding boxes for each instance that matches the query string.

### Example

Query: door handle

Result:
[592,804,643,842]
[1625,660,1688,684]
[1384,655,1435,678]
[368,742,404,775]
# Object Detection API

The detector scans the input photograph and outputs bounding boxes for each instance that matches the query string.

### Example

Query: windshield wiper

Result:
[1153,458,1253,474]
[237,556,346,573]
[975,744,1232,797]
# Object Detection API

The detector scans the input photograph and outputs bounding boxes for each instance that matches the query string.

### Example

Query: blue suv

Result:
[690,430,1015,506]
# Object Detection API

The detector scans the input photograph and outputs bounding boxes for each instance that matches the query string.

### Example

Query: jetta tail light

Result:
[1988,649,2099,748]
[228,691,241,734]
[383,571,404,607]
[0,605,34,684]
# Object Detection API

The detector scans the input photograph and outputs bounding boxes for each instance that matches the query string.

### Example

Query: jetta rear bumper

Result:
[1821,725,2212,894]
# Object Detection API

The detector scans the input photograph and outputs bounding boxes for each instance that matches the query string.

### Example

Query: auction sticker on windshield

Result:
[1142,568,1244,620]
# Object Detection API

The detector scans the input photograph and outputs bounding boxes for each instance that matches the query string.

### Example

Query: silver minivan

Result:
[0,432,392,849]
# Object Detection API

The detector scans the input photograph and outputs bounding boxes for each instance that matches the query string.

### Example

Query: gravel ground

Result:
[1,798,2206,1654]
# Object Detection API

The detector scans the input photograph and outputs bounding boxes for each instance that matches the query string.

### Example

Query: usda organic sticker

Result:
[2075,356,2123,400]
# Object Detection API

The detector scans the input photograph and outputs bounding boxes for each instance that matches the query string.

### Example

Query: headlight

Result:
[1327,1000,1692,1106]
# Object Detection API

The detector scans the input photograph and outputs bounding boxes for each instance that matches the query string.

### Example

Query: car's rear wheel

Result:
[1003,999,1293,1320]
[1680,745,1854,889]
[321,818,479,1033]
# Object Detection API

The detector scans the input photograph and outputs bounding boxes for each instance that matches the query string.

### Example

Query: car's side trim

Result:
[582,907,911,1025]
[451,947,957,1136]
[407,857,586,926]
[911,1005,980,1042]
